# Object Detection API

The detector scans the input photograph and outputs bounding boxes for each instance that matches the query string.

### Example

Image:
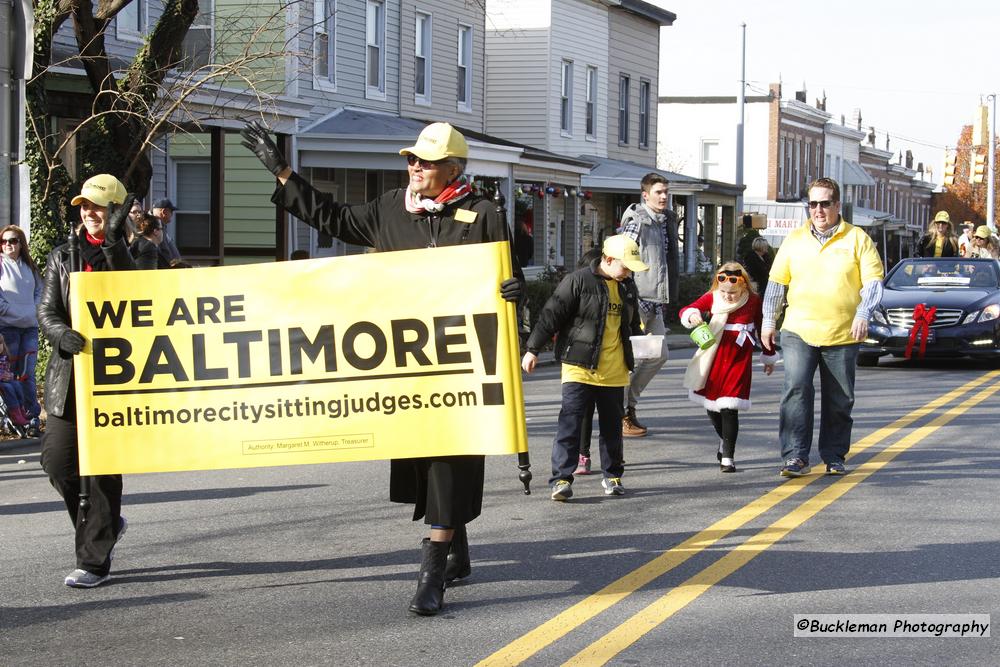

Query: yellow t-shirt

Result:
[562,279,630,387]
[934,236,944,257]
[769,220,884,346]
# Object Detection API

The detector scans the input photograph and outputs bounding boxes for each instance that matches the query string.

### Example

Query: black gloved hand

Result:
[239,120,288,176]
[500,277,522,303]
[104,193,136,246]
[59,329,86,355]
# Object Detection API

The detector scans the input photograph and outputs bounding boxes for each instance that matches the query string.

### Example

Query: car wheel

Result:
[857,353,879,367]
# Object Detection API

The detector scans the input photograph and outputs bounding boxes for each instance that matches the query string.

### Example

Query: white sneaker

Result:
[64,569,110,588]
[601,477,625,496]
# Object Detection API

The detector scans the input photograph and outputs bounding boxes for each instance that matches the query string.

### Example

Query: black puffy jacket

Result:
[527,259,643,370]
[37,237,135,418]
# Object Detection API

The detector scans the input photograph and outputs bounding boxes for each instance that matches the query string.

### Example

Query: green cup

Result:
[689,322,716,350]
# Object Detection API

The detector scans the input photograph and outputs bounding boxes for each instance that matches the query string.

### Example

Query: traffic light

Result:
[943,150,956,186]
[972,152,986,184]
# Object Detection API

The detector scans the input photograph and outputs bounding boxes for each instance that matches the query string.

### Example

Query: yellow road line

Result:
[565,374,1000,666]
[476,371,998,667]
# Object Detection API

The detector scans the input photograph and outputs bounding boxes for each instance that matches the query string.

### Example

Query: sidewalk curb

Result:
[0,437,41,453]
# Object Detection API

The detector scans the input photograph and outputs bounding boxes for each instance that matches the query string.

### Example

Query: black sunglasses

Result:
[808,200,835,209]
[406,154,446,169]
[1,238,20,246]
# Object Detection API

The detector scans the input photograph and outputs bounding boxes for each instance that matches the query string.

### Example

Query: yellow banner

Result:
[70,242,527,475]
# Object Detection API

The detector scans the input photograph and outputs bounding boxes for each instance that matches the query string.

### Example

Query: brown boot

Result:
[622,408,648,437]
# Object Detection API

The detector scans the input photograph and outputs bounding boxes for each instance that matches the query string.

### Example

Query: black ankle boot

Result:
[445,525,471,584]
[408,539,450,616]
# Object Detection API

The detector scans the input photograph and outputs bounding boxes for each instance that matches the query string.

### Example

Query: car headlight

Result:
[963,310,981,324]
[871,309,887,325]
[979,304,1000,323]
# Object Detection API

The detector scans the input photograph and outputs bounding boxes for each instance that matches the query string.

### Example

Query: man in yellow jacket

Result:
[761,177,884,477]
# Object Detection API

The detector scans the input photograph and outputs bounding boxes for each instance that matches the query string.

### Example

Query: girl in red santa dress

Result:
[680,262,778,472]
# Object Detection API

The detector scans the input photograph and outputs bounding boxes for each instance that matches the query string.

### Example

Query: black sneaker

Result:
[779,458,810,477]
[825,462,846,476]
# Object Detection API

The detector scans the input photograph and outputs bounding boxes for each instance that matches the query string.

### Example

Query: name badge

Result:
[455,209,478,224]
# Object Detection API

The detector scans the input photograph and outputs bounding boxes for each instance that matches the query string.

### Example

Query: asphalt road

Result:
[2,350,997,666]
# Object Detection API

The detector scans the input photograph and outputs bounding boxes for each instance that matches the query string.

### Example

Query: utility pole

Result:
[735,22,746,216]
[987,93,996,232]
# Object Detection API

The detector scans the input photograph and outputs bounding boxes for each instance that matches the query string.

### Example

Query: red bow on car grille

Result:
[904,303,937,359]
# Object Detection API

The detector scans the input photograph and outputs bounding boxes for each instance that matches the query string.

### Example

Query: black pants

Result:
[40,400,123,576]
[550,383,625,484]
[707,409,739,459]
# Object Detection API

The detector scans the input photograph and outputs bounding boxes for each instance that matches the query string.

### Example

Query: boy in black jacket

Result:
[522,235,648,500]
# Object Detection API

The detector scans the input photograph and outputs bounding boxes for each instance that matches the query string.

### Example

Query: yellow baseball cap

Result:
[399,122,469,161]
[974,225,992,239]
[71,174,127,207]
[602,234,649,272]
[933,210,951,224]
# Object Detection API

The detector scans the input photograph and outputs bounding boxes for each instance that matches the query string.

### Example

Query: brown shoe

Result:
[622,409,647,437]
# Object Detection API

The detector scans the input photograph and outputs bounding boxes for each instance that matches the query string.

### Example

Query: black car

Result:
[860,257,1000,366]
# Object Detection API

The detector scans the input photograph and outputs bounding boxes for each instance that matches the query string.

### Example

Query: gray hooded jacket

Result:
[618,203,679,304]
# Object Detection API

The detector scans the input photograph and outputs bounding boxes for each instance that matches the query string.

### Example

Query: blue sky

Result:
[653,0,998,175]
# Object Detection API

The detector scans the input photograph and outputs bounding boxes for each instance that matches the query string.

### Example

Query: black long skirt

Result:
[389,455,485,526]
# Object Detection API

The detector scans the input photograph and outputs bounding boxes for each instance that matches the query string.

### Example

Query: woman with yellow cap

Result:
[37,174,137,588]
[241,120,523,616]
[916,211,959,257]
[969,225,1000,259]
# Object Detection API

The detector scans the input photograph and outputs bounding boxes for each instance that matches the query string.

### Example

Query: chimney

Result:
[917,161,924,175]
[795,82,807,103]
[840,113,846,126]
[905,150,914,169]
[867,126,876,146]
[853,108,863,131]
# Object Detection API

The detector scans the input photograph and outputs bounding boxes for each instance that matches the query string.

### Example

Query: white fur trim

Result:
[688,390,752,412]
[761,351,780,365]
[680,308,702,329]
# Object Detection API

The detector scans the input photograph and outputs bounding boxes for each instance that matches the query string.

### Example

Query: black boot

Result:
[408,539,450,616]
[445,524,471,584]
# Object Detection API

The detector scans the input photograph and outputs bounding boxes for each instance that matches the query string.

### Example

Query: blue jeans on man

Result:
[779,331,859,465]
[550,382,625,484]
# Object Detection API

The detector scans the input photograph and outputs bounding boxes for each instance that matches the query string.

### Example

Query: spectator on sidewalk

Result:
[38,174,136,588]
[0,224,43,433]
[129,214,170,269]
[761,177,883,478]
[522,235,647,501]
[241,119,523,617]
[617,172,679,437]
[150,198,182,266]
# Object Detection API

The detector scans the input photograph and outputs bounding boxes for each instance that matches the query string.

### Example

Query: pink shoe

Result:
[574,455,592,475]
[8,406,28,426]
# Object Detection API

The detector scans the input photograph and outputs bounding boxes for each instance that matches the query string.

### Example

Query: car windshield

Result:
[886,260,999,289]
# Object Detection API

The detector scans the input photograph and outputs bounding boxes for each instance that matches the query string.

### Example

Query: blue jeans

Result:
[779,331,858,465]
[550,382,625,484]
[0,326,40,418]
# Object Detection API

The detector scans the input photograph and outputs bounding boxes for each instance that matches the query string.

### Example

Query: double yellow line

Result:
[478,370,1000,667]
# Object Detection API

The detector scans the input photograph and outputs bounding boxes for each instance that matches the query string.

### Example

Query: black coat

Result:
[272,172,522,525]
[916,234,958,257]
[37,238,136,418]
[130,237,171,269]
[527,260,643,371]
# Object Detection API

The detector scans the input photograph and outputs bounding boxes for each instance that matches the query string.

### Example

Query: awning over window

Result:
[850,205,892,227]
[842,159,876,187]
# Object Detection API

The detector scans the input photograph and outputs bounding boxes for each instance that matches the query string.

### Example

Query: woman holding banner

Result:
[240,120,522,616]
[38,174,136,588]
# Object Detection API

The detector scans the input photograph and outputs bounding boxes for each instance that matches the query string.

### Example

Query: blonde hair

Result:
[713,261,756,294]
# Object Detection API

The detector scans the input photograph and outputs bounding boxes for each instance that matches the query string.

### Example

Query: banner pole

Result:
[67,226,92,523]
[495,182,531,494]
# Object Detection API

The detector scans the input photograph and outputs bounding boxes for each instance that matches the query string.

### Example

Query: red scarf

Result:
[404,178,472,214]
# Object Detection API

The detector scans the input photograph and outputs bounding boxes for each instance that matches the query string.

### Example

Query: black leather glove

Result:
[59,329,86,355]
[104,193,136,246]
[239,121,288,176]
[500,277,522,303]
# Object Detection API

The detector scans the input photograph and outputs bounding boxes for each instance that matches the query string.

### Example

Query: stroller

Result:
[0,349,39,439]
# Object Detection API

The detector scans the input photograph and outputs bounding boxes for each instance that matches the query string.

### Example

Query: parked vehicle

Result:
[860,257,1000,366]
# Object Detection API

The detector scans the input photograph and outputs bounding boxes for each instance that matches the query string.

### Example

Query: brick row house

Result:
[659,82,936,269]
